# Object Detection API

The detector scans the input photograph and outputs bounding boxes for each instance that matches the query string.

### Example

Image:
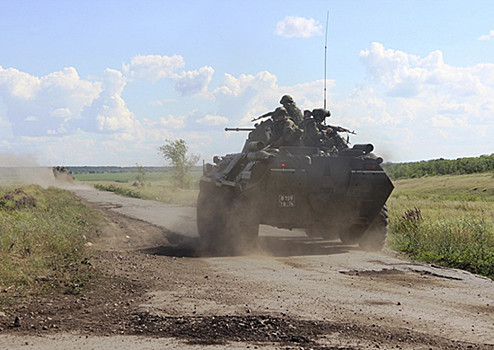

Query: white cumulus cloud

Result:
[149,98,177,106]
[213,71,280,123]
[0,65,40,99]
[477,29,494,41]
[0,66,100,137]
[2,45,494,166]
[430,114,456,128]
[158,114,187,129]
[196,114,229,125]
[211,71,329,125]
[171,66,214,96]
[360,42,494,98]
[350,42,494,161]
[275,16,322,38]
[122,54,185,82]
[80,69,140,133]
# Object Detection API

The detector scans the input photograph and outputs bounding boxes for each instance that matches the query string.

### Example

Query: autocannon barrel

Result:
[225,127,256,132]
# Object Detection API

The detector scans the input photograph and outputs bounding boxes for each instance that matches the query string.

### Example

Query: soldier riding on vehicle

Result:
[301,108,353,151]
[266,107,301,148]
[280,94,304,127]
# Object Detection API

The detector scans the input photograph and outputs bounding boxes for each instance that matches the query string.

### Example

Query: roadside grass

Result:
[387,173,494,279]
[76,171,202,207]
[74,171,173,183]
[0,185,102,298]
[93,183,142,198]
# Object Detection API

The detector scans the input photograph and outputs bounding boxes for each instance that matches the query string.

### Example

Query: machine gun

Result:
[225,127,256,132]
[319,124,356,135]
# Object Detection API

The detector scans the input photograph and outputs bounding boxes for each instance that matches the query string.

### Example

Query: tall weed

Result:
[389,208,494,278]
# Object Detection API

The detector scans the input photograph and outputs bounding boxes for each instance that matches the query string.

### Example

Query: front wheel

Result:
[227,194,260,254]
[197,185,232,254]
[358,205,388,252]
[197,184,259,255]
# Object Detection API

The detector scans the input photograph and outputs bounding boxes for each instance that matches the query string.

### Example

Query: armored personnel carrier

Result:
[197,117,394,254]
[52,166,75,182]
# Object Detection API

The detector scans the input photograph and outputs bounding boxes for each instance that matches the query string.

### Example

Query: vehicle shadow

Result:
[140,232,359,258]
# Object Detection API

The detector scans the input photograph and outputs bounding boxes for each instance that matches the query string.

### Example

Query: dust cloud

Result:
[0,153,73,189]
[376,146,396,165]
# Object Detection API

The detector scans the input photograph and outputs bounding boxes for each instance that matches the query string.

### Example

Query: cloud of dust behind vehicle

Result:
[0,153,74,189]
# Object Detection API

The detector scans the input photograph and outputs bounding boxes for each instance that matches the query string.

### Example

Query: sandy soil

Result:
[1,185,493,349]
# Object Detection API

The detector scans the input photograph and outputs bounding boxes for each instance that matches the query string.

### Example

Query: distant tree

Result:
[134,163,148,187]
[158,139,200,189]
[383,154,494,180]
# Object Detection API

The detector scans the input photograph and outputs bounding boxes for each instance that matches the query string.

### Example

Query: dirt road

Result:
[1,185,493,349]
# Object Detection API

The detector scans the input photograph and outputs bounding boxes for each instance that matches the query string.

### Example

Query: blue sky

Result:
[1,0,493,166]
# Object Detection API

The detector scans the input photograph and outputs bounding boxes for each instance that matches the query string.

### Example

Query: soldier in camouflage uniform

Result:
[266,107,301,148]
[303,109,312,120]
[280,95,304,127]
[301,108,349,151]
[301,108,330,148]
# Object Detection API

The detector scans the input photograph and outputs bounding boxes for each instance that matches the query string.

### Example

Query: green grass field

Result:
[390,173,494,201]
[75,170,202,206]
[387,173,494,278]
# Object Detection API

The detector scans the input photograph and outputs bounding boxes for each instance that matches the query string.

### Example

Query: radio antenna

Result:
[324,11,329,109]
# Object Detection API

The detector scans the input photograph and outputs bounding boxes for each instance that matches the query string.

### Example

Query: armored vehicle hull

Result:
[198,128,394,254]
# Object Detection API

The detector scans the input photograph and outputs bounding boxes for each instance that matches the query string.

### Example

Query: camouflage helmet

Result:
[312,108,331,121]
[272,107,288,119]
[280,95,294,104]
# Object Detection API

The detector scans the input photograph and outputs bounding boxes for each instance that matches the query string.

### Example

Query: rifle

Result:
[319,124,356,135]
[225,127,256,132]
[251,111,273,122]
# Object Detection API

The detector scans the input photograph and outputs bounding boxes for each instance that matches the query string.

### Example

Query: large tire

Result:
[358,205,388,252]
[227,195,260,254]
[338,223,367,245]
[197,185,232,254]
[197,185,259,255]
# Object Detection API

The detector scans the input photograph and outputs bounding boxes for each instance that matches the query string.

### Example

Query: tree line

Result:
[383,154,494,180]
